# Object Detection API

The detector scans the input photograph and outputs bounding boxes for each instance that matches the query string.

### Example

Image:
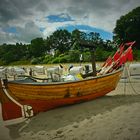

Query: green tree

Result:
[113,7,140,49]
[15,43,28,60]
[0,43,27,64]
[30,37,45,57]
[47,29,72,54]
[88,32,103,43]
[71,29,87,50]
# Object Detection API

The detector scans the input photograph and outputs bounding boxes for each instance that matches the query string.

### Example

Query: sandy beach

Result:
[1,78,140,140]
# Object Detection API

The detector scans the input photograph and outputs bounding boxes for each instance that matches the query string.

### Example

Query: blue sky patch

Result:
[3,27,17,34]
[46,13,74,23]
[39,27,45,32]
[58,25,113,40]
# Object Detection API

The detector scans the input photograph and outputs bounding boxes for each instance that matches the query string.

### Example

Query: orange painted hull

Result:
[0,69,122,122]
[22,87,113,114]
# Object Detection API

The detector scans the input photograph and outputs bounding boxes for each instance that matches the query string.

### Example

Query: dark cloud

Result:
[0,21,43,44]
[0,0,140,44]
[35,1,49,12]
[16,21,43,43]
[0,0,40,23]
[67,6,88,18]
[67,0,139,17]
[0,0,19,22]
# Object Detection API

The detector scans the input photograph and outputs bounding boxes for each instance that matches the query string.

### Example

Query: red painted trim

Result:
[2,102,22,120]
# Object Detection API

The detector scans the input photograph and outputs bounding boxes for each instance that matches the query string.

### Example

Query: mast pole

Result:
[91,47,96,76]
[79,41,97,77]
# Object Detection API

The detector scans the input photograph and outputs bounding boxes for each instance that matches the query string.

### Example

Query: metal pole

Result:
[91,48,96,76]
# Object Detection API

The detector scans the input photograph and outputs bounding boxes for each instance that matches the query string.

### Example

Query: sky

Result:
[0,0,140,45]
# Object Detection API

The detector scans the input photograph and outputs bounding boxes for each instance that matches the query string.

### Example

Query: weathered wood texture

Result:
[0,69,122,120]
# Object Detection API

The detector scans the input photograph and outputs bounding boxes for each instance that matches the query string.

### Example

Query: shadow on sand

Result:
[7,94,140,139]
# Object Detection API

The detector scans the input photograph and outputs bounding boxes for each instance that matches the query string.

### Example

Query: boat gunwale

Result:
[7,68,123,86]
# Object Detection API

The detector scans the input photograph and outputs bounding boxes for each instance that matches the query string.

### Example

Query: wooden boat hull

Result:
[0,69,122,123]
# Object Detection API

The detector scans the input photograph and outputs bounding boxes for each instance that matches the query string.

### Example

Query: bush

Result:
[68,50,81,62]
[60,55,70,63]
[9,60,30,65]
[133,49,140,60]
[51,55,70,63]
[43,55,54,64]
[0,60,5,65]
[83,52,91,62]
[96,47,113,61]
[51,57,60,63]
[31,58,40,64]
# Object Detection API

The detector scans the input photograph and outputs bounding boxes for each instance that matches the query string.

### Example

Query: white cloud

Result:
[0,0,140,44]
[41,21,76,37]
[0,21,43,44]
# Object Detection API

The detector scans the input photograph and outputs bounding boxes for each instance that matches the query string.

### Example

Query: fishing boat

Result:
[0,41,135,125]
